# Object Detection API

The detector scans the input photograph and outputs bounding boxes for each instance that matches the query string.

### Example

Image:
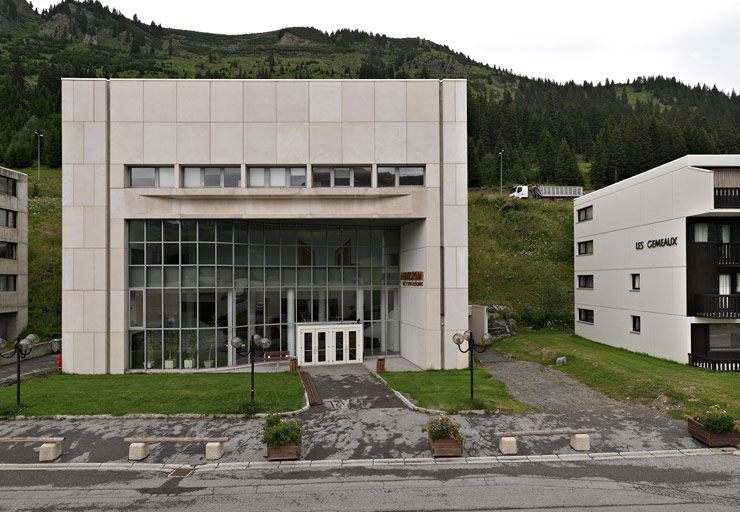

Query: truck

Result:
[509,185,583,200]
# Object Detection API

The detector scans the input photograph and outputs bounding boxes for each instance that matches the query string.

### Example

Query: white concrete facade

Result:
[61,78,469,374]
[574,154,740,364]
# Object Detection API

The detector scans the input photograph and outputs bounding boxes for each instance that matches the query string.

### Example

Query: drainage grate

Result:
[167,468,194,478]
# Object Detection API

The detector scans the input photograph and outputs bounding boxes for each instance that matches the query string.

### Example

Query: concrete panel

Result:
[443,205,467,248]
[62,122,84,165]
[94,165,107,206]
[143,123,177,163]
[62,80,74,122]
[341,81,374,122]
[110,123,143,165]
[110,80,143,122]
[177,123,210,164]
[72,248,94,291]
[62,290,84,332]
[83,206,107,248]
[73,80,95,122]
[276,123,309,164]
[443,122,467,164]
[374,123,406,163]
[94,80,107,123]
[276,81,309,122]
[341,123,373,164]
[177,81,210,122]
[244,123,277,164]
[72,165,95,207]
[144,81,177,122]
[211,81,243,122]
[309,123,341,164]
[374,82,406,122]
[83,122,106,164]
[210,123,243,164]
[309,81,341,122]
[244,81,276,122]
[406,81,439,122]
[62,206,84,249]
[407,122,439,164]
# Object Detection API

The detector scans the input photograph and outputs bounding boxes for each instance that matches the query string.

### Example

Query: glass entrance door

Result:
[296,323,362,366]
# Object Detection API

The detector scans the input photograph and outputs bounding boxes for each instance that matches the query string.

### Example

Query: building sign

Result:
[400,271,424,287]
[635,237,678,250]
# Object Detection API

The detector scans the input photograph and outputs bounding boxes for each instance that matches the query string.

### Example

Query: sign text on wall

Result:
[635,237,678,250]
[400,271,424,287]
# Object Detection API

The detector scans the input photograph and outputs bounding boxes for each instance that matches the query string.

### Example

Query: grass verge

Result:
[0,372,304,417]
[495,330,740,419]
[381,369,530,414]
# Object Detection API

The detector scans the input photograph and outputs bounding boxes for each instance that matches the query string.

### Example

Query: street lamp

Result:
[453,330,492,403]
[33,132,43,182]
[0,334,39,407]
[231,334,271,403]
[498,149,504,196]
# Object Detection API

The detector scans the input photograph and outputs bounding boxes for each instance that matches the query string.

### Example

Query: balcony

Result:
[689,242,740,266]
[694,294,740,318]
[688,353,740,372]
[714,188,740,208]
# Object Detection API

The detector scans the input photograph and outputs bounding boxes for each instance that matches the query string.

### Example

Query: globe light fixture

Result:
[232,334,272,403]
[0,334,40,406]
[452,329,494,403]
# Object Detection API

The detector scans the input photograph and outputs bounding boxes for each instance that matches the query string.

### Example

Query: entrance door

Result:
[297,323,363,366]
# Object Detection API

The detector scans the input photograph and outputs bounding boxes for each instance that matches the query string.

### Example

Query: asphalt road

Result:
[1,455,738,511]
[0,353,57,380]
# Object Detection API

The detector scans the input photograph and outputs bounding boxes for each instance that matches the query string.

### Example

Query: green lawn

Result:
[381,369,530,414]
[495,330,740,419]
[0,372,304,417]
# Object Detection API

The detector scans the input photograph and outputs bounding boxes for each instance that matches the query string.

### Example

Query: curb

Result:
[3,391,310,421]
[0,448,735,472]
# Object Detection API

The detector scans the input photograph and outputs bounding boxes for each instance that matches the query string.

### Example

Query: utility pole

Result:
[33,132,43,181]
[498,149,505,196]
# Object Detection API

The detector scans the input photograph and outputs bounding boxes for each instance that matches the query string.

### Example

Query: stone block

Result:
[128,442,150,461]
[570,433,590,451]
[499,437,517,455]
[205,442,225,460]
[556,356,567,366]
[39,442,62,462]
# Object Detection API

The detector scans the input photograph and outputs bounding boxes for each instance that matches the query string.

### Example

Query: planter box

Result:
[687,418,740,447]
[267,443,301,461]
[164,360,175,369]
[183,359,194,369]
[429,436,463,457]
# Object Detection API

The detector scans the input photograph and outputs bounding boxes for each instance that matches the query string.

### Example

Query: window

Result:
[0,275,15,291]
[129,167,174,188]
[577,240,593,255]
[311,167,372,188]
[377,166,425,187]
[0,209,16,228]
[631,273,640,291]
[578,308,594,323]
[181,167,241,188]
[248,167,306,188]
[0,176,17,197]
[631,315,641,333]
[694,223,710,242]
[578,275,594,289]
[577,205,593,222]
[0,242,16,260]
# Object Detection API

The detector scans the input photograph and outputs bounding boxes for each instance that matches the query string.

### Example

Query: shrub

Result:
[422,414,462,441]
[699,406,737,434]
[261,417,302,448]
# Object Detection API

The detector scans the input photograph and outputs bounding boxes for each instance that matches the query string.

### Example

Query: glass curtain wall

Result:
[128,220,400,369]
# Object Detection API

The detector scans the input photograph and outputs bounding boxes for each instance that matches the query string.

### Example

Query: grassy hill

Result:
[21,172,575,339]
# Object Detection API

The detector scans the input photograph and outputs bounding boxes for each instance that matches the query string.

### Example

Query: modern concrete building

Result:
[61,78,469,374]
[0,167,27,341]
[574,155,740,371]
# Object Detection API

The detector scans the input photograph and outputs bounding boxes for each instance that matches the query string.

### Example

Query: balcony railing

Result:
[688,353,740,372]
[689,242,740,265]
[714,188,740,208]
[694,294,740,318]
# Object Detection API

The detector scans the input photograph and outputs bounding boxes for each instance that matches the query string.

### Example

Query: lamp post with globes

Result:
[0,334,39,407]
[452,330,492,403]
[231,334,271,403]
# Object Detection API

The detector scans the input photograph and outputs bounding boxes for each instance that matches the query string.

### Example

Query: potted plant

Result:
[164,332,178,369]
[423,414,464,457]
[262,415,302,461]
[688,405,740,447]
[203,343,214,369]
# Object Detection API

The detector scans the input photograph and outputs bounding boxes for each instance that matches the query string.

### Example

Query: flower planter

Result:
[164,359,175,369]
[267,443,301,461]
[429,436,463,457]
[687,418,740,447]
[203,360,214,369]
[183,359,195,369]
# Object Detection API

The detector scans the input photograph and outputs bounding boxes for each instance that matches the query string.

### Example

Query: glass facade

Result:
[128,220,401,370]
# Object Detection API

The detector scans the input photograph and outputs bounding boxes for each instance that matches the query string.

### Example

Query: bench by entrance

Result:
[124,437,229,461]
[264,350,291,367]
[494,429,595,455]
[0,437,65,462]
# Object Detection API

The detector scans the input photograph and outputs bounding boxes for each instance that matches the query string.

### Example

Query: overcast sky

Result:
[33,0,740,92]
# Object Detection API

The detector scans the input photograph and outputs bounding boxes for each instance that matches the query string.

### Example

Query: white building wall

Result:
[62,78,469,373]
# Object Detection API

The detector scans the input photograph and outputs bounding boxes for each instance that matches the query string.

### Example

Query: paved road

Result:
[0,353,57,380]
[1,455,738,511]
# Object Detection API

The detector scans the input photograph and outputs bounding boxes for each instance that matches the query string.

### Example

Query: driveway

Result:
[0,353,57,380]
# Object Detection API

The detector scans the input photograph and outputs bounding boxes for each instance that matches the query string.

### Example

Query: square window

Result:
[578,308,594,323]
[269,167,286,187]
[289,167,306,187]
[578,275,594,289]
[577,240,593,255]
[158,167,175,187]
[312,168,332,187]
[334,168,350,187]
[377,167,396,187]
[203,168,221,187]
[249,168,266,187]
[353,167,372,187]
[129,167,156,187]
[223,167,241,188]
[577,206,593,222]
[182,167,201,188]
[398,166,424,186]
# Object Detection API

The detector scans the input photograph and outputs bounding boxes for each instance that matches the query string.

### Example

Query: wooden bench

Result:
[494,429,596,455]
[123,436,229,461]
[0,436,65,462]
[264,350,291,367]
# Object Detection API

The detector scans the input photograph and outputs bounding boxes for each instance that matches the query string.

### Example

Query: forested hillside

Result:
[1,0,739,189]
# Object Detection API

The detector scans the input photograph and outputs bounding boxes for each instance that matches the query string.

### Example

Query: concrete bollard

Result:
[570,433,591,451]
[499,437,518,455]
[39,442,62,462]
[128,442,150,461]
[205,442,225,460]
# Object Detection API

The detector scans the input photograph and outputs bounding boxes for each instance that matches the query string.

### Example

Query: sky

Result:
[31,0,740,92]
